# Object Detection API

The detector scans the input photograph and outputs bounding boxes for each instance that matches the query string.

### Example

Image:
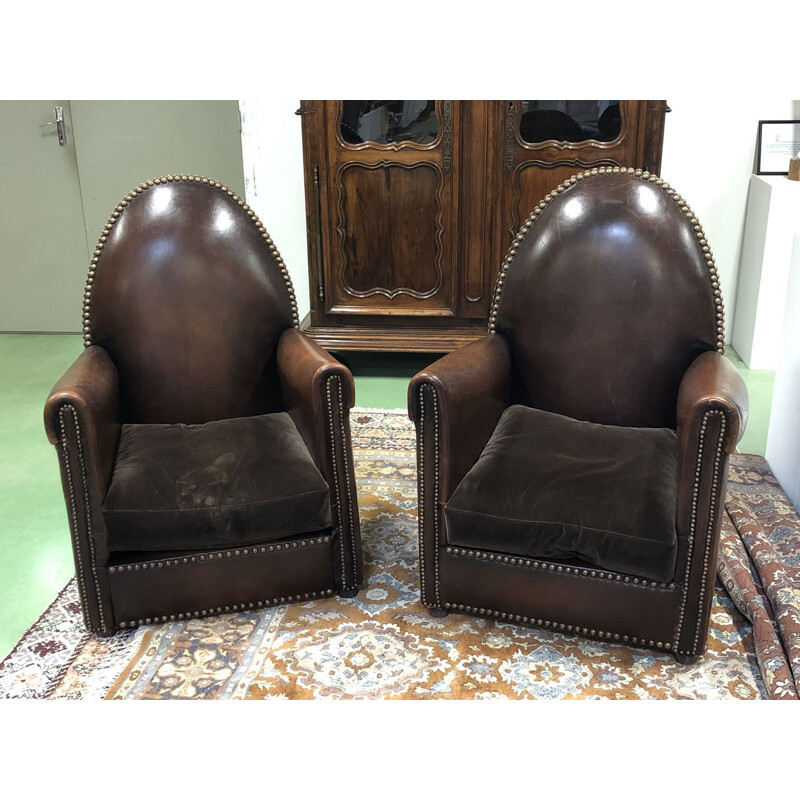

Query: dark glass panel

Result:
[341,101,438,145]
[520,101,621,143]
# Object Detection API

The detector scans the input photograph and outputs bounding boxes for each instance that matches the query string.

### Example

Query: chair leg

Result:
[338,588,359,598]
[428,607,449,618]
[674,652,700,665]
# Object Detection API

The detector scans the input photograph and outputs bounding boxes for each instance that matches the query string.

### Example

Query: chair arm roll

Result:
[43,345,121,495]
[277,326,355,469]
[409,333,512,499]
[677,351,749,454]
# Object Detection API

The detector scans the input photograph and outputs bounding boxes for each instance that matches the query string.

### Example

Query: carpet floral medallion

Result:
[0,409,787,700]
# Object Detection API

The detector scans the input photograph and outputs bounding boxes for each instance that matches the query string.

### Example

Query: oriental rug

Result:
[1,409,794,700]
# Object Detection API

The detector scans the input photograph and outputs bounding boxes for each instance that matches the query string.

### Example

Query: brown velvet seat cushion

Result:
[444,405,679,582]
[103,412,332,553]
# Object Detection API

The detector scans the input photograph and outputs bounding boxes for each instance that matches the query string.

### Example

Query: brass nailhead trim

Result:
[488,167,725,354]
[82,175,299,345]
[416,387,428,607]
[693,413,726,652]
[326,375,357,593]
[58,406,92,630]
[416,384,442,609]
[107,536,331,573]
[441,603,672,651]
[58,405,107,633]
[673,410,726,656]
[444,547,675,590]
[336,376,358,589]
[120,587,335,630]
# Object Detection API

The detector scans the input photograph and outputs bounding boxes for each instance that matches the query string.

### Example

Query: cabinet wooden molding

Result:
[299,100,666,352]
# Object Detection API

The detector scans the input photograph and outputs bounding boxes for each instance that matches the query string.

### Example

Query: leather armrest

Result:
[677,350,748,455]
[409,333,511,500]
[44,345,121,496]
[672,350,747,654]
[277,327,362,593]
[277,327,354,471]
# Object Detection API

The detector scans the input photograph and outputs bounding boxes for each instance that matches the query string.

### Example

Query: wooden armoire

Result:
[299,100,667,352]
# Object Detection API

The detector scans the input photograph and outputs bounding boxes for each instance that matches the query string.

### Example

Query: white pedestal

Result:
[765,232,800,512]
[732,175,800,369]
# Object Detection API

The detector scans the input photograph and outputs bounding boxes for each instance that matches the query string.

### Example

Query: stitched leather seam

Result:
[417,384,442,608]
[82,175,300,346]
[441,603,674,652]
[326,375,348,591]
[336,377,359,586]
[416,386,428,606]
[59,404,106,633]
[432,388,440,606]
[107,534,332,573]
[117,586,336,630]
[58,407,92,631]
[444,505,677,542]
[673,409,725,655]
[444,546,676,589]
[693,413,726,653]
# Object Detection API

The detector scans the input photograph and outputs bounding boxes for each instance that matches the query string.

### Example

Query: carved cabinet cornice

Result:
[299,100,667,352]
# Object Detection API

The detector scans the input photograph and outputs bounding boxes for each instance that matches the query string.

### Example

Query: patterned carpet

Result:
[0,409,780,699]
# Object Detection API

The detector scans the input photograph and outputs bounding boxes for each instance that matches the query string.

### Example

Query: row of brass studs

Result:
[487,166,726,353]
[82,174,300,347]
[107,536,331,574]
[326,376,349,591]
[333,376,359,589]
[693,413,726,652]
[118,588,335,630]
[59,405,107,633]
[444,547,676,590]
[442,603,673,651]
[674,410,725,656]
[58,406,93,631]
[431,388,441,606]
[415,387,429,607]
[417,385,443,609]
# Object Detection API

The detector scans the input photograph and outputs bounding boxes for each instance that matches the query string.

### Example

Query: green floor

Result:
[0,334,776,659]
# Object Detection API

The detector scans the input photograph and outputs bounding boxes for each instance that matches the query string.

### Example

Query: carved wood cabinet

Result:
[299,100,667,352]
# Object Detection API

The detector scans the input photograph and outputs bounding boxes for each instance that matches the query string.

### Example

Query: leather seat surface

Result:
[103,412,332,553]
[444,405,679,582]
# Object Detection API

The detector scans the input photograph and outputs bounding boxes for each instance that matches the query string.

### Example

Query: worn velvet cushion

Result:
[444,405,679,582]
[103,412,332,553]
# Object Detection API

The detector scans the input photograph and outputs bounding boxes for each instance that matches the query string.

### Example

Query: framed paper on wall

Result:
[757,120,800,175]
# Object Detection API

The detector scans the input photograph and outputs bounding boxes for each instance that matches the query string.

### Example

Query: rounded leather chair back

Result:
[492,168,722,429]
[85,176,297,424]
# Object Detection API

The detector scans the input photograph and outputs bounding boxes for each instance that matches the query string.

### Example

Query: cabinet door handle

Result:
[313,165,324,302]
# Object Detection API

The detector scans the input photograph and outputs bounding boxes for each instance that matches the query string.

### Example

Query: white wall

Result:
[765,232,800,510]
[660,98,798,340]
[239,99,310,321]
[242,98,800,340]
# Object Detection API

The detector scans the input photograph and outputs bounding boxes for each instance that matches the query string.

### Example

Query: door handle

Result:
[40,106,68,147]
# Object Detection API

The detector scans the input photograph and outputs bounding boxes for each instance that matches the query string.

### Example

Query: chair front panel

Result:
[493,170,721,429]
[86,178,296,424]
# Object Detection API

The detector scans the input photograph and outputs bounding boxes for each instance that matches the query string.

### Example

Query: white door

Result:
[0,100,245,332]
[0,101,90,331]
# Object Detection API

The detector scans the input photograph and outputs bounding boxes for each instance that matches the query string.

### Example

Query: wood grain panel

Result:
[300,100,665,351]
[334,160,447,307]
[510,159,620,238]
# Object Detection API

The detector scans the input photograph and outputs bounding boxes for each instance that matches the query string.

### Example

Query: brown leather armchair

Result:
[409,167,748,664]
[44,175,362,637]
